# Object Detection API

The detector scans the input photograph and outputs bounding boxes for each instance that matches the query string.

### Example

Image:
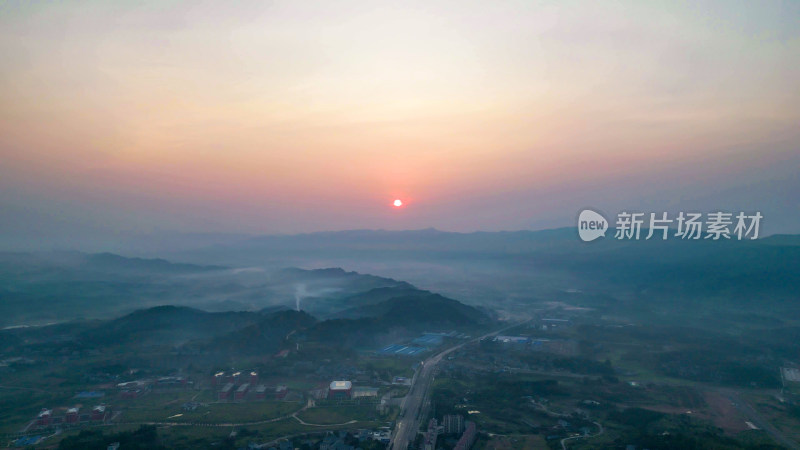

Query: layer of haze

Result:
[1,0,798,248]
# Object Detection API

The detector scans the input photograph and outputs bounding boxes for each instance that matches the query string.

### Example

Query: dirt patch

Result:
[703,390,750,434]
[620,389,750,435]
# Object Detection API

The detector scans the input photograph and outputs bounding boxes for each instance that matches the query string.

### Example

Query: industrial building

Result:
[215,368,257,382]
[423,418,439,450]
[65,407,80,424]
[235,383,250,401]
[540,318,573,331]
[36,409,51,427]
[154,376,188,390]
[91,405,107,421]
[392,376,411,385]
[120,388,143,399]
[309,384,330,400]
[13,436,42,447]
[218,382,235,401]
[275,385,288,399]
[782,367,800,382]
[443,414,465,434]
[379,344,426,356]
[454,421,476,450]
[212,371,225,386]
[352,387,379,398]
[328,380,352,399]
[494,335,531,344]
[117,380,149,399]
[413,334,444,347]
[74,390,105,399]
[33,404,113,429]
[254,384,268,400]
[116,380,147,389]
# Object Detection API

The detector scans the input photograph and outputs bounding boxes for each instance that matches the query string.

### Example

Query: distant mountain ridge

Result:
[187,228,800,308]
[293,286,490,349]
[84,252,226,272]
[2,288,489,355]
[78,305,265,346]
[0,261,490,354]
[205,309,317,354]
[0,250,423,326]
[333,286,487,323]
[203,283,490,353]
[228,227,578,255]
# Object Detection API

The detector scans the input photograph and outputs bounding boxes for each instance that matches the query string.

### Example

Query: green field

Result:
[296,404,384,425]
[121,399,302,424]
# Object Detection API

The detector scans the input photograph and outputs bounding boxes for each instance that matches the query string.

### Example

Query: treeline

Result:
[656,351,780,388]
[607,408,782,450]
[58,425,164,450]
[514,351,616,376]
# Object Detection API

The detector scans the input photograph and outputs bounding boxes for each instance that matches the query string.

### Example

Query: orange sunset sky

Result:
[1,1,798,245]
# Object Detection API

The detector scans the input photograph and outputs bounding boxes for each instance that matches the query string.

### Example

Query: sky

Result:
[1,0,798,248]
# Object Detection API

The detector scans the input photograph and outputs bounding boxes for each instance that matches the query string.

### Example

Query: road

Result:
[560,421,603,450]
[388,321,527,450]
[722,389,799,450]
[116,404,308,428]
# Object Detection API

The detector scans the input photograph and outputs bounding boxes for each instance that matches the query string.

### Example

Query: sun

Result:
[393,199,403,207]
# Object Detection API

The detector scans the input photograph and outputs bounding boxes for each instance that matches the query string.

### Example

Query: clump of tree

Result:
[58,425,163,450]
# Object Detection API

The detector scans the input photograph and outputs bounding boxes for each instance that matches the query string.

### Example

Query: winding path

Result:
[560,421,603,450]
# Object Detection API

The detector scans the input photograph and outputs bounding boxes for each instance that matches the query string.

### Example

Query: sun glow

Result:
[393,199,403,207]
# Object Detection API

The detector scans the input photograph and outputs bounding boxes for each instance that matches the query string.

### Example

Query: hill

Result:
[0,252,231,326]
[203,309,317,354]
[201,287,490,353]
[78,305,264,347]
[0,252,414,326]
[179,228,800,323]
[303,289,490,350]
[267,267,415,317]
[83,252,225,273]
[334,288,488,325]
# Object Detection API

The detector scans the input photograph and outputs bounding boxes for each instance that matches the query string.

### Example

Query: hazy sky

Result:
[1,0,798,246]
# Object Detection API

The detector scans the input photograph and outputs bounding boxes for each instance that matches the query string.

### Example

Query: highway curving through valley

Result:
[388,321,527,450]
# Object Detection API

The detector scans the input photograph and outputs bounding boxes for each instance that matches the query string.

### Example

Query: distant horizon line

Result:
[106,225,800,238]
